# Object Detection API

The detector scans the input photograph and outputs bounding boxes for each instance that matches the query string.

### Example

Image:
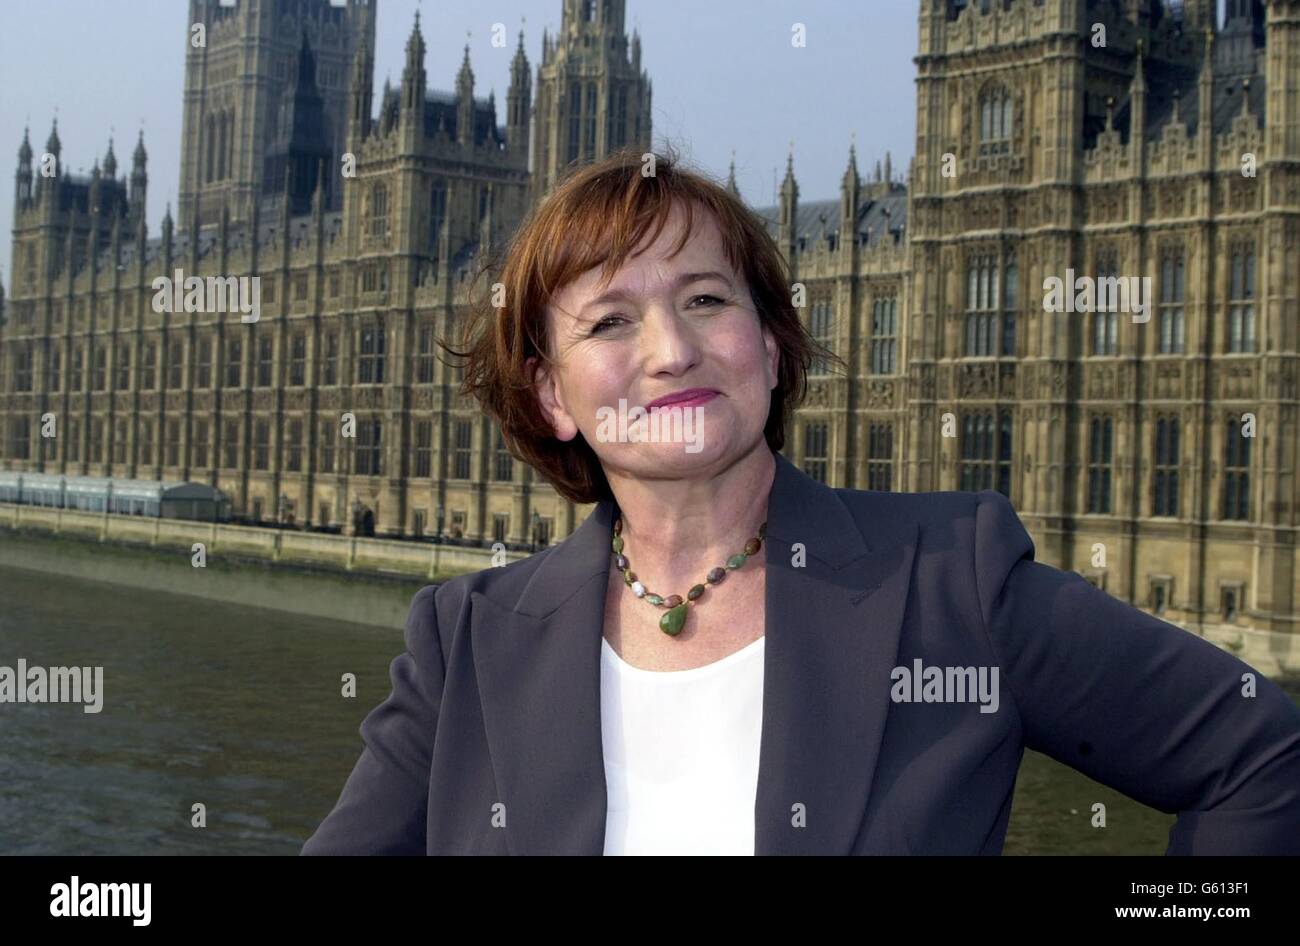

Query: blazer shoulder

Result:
[831,485,999,529]
[831,486,1035,560]
[422,542,561,622]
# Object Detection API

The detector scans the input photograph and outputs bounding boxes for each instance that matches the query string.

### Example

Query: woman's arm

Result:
[971,490,1300,854]
[301,583,446,855]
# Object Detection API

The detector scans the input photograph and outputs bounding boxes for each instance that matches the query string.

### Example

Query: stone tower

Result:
[530,0,652,202]
[178,0,373,228]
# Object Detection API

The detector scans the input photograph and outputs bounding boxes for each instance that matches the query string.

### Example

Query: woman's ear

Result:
[762,324,780,390]
[529,354,579,442]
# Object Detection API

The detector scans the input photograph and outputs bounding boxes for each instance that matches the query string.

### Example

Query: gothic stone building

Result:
[2,0,651,547]
[3,0,1300,658]
[767,0,1300,655]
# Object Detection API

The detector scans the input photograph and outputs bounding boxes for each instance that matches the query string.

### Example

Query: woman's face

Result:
[532,201,780,482]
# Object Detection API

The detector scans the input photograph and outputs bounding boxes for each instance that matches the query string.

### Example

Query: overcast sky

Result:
[0,0,920,284]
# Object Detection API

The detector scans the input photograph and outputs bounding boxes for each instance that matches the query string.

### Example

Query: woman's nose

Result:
[640,306,699,374]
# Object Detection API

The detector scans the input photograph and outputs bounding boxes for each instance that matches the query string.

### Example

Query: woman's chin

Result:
[608,441,732,476]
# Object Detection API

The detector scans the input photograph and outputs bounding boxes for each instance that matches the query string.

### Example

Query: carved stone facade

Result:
[764,0,1300,648]
[4,0,1300,651]
[2,0,647,550]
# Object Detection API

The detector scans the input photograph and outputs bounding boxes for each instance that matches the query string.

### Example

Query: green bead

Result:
[659,603,688,636]
[726,553,748,569]
[612,535,624,554]
[644,594,664,606]
[687,584,706,600]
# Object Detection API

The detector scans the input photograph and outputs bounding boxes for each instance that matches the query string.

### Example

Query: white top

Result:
[600,635,766,855]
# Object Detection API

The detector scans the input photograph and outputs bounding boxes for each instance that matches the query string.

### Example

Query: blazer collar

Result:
[471,451,918,854]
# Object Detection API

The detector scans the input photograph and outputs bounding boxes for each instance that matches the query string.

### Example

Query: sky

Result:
[0,0,921,285]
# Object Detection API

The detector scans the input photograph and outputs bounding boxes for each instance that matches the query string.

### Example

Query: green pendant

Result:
[659,603,688,636]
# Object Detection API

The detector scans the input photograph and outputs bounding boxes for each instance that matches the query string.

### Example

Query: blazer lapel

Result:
[755,453,917,854]
[471,498,615,855]
[471,452,916,855]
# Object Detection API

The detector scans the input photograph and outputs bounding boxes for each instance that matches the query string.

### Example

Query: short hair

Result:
[446,145,836,506]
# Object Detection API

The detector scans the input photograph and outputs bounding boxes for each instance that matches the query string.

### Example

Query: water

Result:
[1,563,1295,854]
[0,563,402,854]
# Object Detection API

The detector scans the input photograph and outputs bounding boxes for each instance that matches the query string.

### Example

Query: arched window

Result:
[965,253,997,356]
[1228,242,1256,353]
[1153,415,1180,516]
[867,424,893,491]
[1223,417,1251,520]
[205,115,216,183]
[979,86,1014,155]
[802,422,829,483]
[1002,253,1018,356]
[224,111,235,180]
[1088,415,1114,513]
[1159,248,1186,354]
[567,84,582,164]
[810,299,835,375]
[368,184,388,239]
[870,295,897,374]
[960,409,1013,498]
[1092,248,1119,355]
[217,112,228,181]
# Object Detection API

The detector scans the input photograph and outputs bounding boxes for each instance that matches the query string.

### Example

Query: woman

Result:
[303,148,1300,855]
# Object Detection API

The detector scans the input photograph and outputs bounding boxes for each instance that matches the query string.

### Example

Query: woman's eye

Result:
[591,316,625,334]
[691,295,724,307]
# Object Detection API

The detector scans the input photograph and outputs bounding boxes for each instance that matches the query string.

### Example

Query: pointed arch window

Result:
[1223,417,1251,520]
[1153,415,1180,516]
[205,115,216,184]
[959,409,1013,498]
[1159,249,1186,354]
[1088,415,1114,513]
[567,84,582,164]
[1092,248,1119,355]
[217,112,228,181]
[224,111,235,180]
[1228,242,1256,353]
[368,184,389,239]
[870,295,897,374]
[979,86,1014,155]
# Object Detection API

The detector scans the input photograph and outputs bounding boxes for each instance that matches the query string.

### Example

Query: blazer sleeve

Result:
[301,583,446,855]
[971,489,1300,855]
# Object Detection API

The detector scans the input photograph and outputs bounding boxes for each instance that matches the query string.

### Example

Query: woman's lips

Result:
[646,390,719,411]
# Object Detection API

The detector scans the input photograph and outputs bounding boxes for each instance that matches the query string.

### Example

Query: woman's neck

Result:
[604,443,776,588]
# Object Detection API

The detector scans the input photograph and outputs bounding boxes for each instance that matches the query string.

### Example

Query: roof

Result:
[752,186,908,250]
[108,210,345,270]
[1139,69,1267,139]
[375,87,505,148]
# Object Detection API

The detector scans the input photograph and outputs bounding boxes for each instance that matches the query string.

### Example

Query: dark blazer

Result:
[302,451,1300,855]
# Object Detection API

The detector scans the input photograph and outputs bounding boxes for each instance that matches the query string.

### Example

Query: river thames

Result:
[2,562,1295,855]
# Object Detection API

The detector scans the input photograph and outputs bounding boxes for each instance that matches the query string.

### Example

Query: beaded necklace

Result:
[611,516,766,636]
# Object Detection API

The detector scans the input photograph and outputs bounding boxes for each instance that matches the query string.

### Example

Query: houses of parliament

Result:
[2,0,1299,657]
